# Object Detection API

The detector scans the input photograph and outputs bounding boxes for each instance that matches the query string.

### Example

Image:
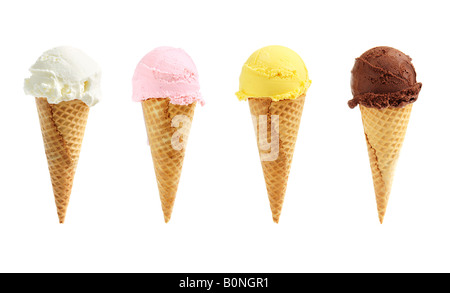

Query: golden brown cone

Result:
[35,98,89,223]
[360,104,412,223]
[248,96,305,223]
[142,98,196,223]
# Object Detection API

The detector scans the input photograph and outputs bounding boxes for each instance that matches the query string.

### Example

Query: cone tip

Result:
[162,206,174,223]
[164,215,171,223]
[58,215,66,224]
[378,211,386,224]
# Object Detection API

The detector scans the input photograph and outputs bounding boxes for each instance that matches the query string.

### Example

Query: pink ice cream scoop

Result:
[132,47,204,106]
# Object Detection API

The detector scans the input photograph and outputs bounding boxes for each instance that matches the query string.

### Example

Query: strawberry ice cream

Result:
[132,46,204,106]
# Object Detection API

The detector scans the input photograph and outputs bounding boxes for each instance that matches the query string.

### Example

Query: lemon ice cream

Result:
[236,45,311,223]
[236,45,311,101]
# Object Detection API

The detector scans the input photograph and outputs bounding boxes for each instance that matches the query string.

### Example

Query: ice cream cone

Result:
[249,96,305,223]
[142,98,196,223]
[360,104,412,223]
[35,98,90,223]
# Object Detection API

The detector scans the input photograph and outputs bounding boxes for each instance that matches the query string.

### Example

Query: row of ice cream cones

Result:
[26,45,421,224]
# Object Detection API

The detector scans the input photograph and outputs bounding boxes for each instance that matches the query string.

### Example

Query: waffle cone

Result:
[142,98,196,223]
[360,104,412,223]
[35,98,89,223]
[248,96,305,223]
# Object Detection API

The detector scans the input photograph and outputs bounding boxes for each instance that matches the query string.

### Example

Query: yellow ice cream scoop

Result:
[236,45,311,101]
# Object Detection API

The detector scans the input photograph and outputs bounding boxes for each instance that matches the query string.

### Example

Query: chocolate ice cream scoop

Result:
[348,46,422,109]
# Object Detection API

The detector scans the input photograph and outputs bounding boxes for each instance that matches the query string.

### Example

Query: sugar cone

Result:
[35,98,89,223]
[142,98,196,223]
[248,96,305,223]
[360,104,412,223]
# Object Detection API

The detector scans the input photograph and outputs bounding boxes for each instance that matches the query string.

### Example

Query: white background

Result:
[0,0,449,273]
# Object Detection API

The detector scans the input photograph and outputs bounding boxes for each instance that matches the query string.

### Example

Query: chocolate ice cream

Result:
[348,46,422,109]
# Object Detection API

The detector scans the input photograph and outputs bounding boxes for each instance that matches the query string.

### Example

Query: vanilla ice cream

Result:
[24,46,101,107]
